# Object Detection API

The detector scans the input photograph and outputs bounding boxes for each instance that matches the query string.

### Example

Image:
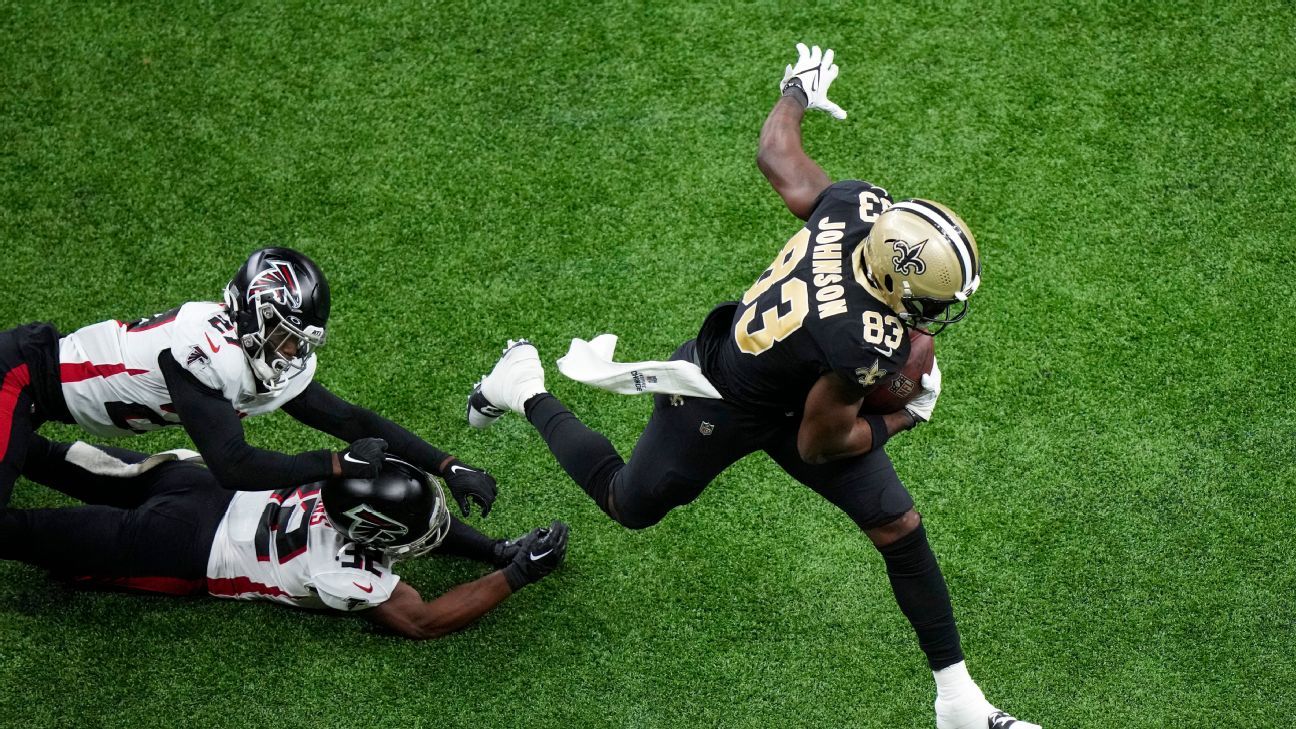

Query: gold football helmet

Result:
[852,198,981,333]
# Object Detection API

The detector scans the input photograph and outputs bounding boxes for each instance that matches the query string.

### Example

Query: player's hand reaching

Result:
[780,42,846,120]
[441,459,498,518]
[904,356,942,423]
[500,521,569,591]
[336,438,387,479]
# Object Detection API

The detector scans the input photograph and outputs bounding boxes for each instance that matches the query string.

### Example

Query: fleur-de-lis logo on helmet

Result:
[889,238,928,276]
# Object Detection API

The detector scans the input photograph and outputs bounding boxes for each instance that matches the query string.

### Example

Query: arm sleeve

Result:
[431,516,502,564]
[159,351,335,491]
[281,382,453,475]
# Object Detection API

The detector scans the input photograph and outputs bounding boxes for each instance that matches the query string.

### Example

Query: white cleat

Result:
[936,697,1040,729]
[466,339,547,429]
[466,379,507,428]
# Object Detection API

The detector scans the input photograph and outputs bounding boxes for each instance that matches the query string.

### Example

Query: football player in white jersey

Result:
[0,437,568,637]
[0,247,497,526]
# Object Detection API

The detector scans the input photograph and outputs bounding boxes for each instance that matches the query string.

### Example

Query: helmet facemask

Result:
[223,250,329,391]
[383,487,452,560]
[243,302,326,389]
[898,289,971,336]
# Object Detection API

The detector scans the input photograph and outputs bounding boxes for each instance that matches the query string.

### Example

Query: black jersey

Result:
[698,180,911,412]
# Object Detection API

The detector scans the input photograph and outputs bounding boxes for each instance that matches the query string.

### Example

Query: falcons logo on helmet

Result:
[247,260,303,309]
[339,504,409,544]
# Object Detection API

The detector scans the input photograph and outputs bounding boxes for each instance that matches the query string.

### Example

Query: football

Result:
[858,329,935,415]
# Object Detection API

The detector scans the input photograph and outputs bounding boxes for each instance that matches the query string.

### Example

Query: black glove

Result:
[337,438,387,479]
[491,537,520,568]
[442,458,498,517]
[501,521,569,591]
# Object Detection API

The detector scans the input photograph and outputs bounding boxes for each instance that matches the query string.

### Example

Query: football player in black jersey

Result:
[466,44,1039,729]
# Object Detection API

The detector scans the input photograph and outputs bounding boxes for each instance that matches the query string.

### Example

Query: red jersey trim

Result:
[71,575,206,596]
[207,576,300,599]
[60,361,149,383]
[0,364,32,462]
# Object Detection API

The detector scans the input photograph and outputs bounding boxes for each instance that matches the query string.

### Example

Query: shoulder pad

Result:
[312,569,399,612]
[169,303,248,397]
[812,180,892,214]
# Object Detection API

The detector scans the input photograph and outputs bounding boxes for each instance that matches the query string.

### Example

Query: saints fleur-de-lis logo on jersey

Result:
[889,238,928,275]
[855,361,888,388]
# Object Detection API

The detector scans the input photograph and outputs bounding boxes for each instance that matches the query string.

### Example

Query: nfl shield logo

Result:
[888,375,916,399]
[699,421,715,436]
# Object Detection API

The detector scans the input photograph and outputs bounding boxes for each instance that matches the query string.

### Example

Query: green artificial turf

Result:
[1,1,1294,726]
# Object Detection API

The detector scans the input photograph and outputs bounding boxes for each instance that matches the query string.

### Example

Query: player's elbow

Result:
[397,623,455,641]
[795,433,832,465]
[376,614,457,641]
[796,429,852,465]
[755,153,816,220]
[797,445,831,465]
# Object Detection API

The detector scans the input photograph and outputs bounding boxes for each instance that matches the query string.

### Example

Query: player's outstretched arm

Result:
[282,382,498,516]
[757,43,844,221]
[367,576,513,640]
[798,372,918,464]
[366,522,569,640]
[159,351,335,490]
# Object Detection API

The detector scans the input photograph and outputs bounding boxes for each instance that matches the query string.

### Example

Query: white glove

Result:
[904,356,941,422]
[780,43,847,120]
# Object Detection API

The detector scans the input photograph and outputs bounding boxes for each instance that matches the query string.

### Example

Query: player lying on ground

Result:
[466,45,1038,729]
[0,247,497,521]
[0,437,568,639]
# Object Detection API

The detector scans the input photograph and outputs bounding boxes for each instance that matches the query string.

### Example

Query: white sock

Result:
[933,661,983,703]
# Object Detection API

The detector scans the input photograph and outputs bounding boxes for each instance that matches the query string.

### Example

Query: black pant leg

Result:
[0,503,138,575]
[22,436,176,508]
[765,430,962,670]
[764,428,914,530]
[525,387,760,529]
[0,463,231,593]
[0,323,66,508]
[0,363,37,509]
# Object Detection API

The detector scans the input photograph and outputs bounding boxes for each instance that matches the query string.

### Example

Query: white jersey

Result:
[58,302,315,437]
[206,486,401,611]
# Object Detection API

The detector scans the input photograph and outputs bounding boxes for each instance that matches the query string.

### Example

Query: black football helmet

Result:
[223,247,330,390]
[323,456,452,559]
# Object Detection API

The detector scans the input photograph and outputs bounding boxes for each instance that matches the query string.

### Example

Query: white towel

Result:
[66,440,205,478]
[557,334,723,399]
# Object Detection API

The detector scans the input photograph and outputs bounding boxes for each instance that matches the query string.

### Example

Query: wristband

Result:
[502,562,530,592]
[863,413,891,452]
[781,77,809,108]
